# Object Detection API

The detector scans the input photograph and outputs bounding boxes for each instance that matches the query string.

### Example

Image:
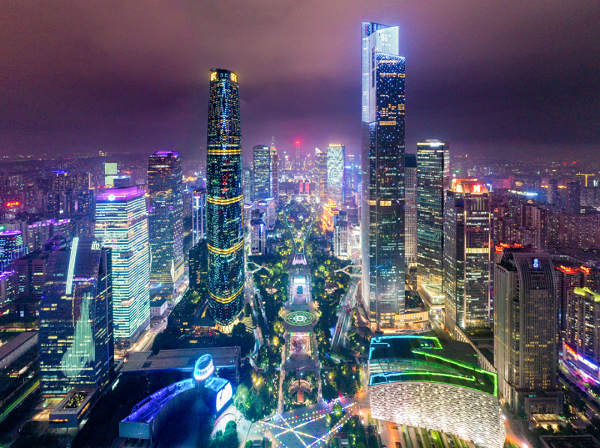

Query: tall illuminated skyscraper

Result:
[361,22,406,330]
[95,187,150,347]
[270,139,279,203]
[148,151,184,298]
[315,147,328,203]
[417,140,450,305]
[443,180,491,333]
[404,154,417,267]
[253,145,271,201]
[206,68,244,327]
[39,237,113,395]
[327,144,346,206]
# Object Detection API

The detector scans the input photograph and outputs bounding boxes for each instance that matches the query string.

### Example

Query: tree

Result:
[244,303,252,317]
[245,441,254,448]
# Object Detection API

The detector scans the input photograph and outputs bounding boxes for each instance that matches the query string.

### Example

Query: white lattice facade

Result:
[370,381,505,448]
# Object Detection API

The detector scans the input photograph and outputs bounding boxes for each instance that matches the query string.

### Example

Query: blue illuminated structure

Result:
[120,354,233,443]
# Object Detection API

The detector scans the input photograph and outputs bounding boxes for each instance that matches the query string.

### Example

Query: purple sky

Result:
[1,1,599,163]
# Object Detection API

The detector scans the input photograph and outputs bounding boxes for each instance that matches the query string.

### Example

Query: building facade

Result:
[147,151,184,298]
[253,145,271,201]
[333,210,349,260]
[315,147,327,203]
[192,188,206,245]
[327,144,346,206]
[404,153,417,267]
[0,230,25,270]
[39,237,113,396]
[361,22,406,330]
[444,180,491,332]
[494,250,562,414]
[95,187,150,347]
[416,140,450,304]
[250,210,267,256]
[206,68,244,327]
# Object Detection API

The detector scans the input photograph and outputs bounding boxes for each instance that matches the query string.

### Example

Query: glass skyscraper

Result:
[404,153,417,267]
[361,22,406,330]
[39,237,113,396]
[95,187,150,347]
[315,147,327,203]
[416,140,450,305]
[327,144,346,206]
[253,145,271,201]
[206,68,244,327]
[443,180,491,332]
[148,150,184,298]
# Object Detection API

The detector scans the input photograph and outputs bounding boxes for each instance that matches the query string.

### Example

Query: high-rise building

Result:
[333,211,349,260]
[39,237,113,396]
[104,161,118,187]
[404,154,417,267]
[270,139,279,203]
[416,140,450,304]
[0,230,25,270]
[315,147,327,203]
[361,22,406,330]
[494,249,562,414]
[443,180,491,332]
[192,188,206,245]
[189,239,208,294]
[253,145,271,201]
[147,151,184,298]
[206,68,244,327]
[327,144,346,206]
[566,180,581,214]
[250,210,267,256]
[243,167,253,203]
[95,187,150,347]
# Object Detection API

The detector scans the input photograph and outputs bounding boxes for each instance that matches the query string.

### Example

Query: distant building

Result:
[333,211,349,260]
[404,153,417,267]
[0,270,15,308]
[206,68,244,327]
[250,210,267,256]
[192,188,206,245]
[566,181,581,214]
[494,249,562,414]
[243,167,253,203]
[257,198,276,229]
[444,179,491,332]
[189,240,208,293]
[104,161,118,187]
[95,187,150,348]
[270,139,279,203]
[148,151,185,298]
[253,145,271,201]
[39,237,113,396]
[416,140,449,304]
[361,22,406,330]
[0,230,25,270]
[315,147,327,203]
[327,144,345,206]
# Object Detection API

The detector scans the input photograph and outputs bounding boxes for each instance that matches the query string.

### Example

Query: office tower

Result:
[417,140,450,304]
[192,188,206,245]
[39,237,113,396]
[333,211,349,260]
[48,170,84,217]
[206,68,244,327]
[563,287,600,385]
[243,167,253,203]
[13,250,49,317]
[443,180,491,332]
[315,147,328,203]
[520,203,548,250]
[0,230,25,270]
[270,139,279,203]
[147,151,184,298]
[548,178,561,207]
[0,270,15,307]
[404,154,417,267]
[554,263,586,336]
[250,210,267,255]
[566,181,581,214]
[104,161,118,187]
[361,22,406,330]
[494,249,562,414]
[189,239,208,293]
[327,144,346,206]
[113,175,131,188]
[253,145,271,201]
[95,187,150,347]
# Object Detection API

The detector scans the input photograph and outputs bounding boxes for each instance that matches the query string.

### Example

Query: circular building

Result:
[368,335,506,448]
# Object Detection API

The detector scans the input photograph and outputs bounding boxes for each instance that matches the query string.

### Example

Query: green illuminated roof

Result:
[369,335,497,396]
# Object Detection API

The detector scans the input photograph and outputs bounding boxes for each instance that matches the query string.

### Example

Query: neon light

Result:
[65,237,79,295]
[5,201,20,207]
[216,382,232,412]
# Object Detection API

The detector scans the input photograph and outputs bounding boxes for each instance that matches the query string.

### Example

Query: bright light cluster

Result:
[370,381,505,448]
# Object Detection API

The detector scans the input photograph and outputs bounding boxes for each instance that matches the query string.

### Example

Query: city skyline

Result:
[1,2,598,160]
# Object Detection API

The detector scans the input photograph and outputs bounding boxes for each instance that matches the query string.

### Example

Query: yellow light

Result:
[231,73,237,82]
[210,71,217,81]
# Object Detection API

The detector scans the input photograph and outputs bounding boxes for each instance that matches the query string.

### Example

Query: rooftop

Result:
[369,335,497,396]
[122,347,240,373]
[540,435,600,448]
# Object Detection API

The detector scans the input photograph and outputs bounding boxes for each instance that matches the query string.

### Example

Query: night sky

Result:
[1,1,599,162]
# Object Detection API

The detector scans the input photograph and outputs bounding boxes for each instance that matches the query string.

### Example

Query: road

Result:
[331,277,359,349]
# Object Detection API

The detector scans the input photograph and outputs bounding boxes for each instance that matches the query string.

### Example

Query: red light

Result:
[295,140,300,144]
[5,201,20,208]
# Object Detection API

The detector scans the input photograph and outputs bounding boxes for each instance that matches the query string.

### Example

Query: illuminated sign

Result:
[216,382,233,412]
[108,194,116,201]
[5,201,20,207]
[193,355,215,382]
[533,258,540,269]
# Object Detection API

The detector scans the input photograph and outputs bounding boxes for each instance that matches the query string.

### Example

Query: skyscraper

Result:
[404,153,417,267]
[148,151,184,298]
[39,237,113,396]
[361,22,406,330]
[327,144,346,206]
[104,161,118,187]
[333,211,349,260]
[494,249,562,414]
[253,145,271,201]
[315,147,328,203]
[192,188,206,245]
[0,230,25,270]
[417,140,450,305]
[95,187,150,347]
[443,180,491,332]
[270,139,279,203]
[206,68,244,327]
